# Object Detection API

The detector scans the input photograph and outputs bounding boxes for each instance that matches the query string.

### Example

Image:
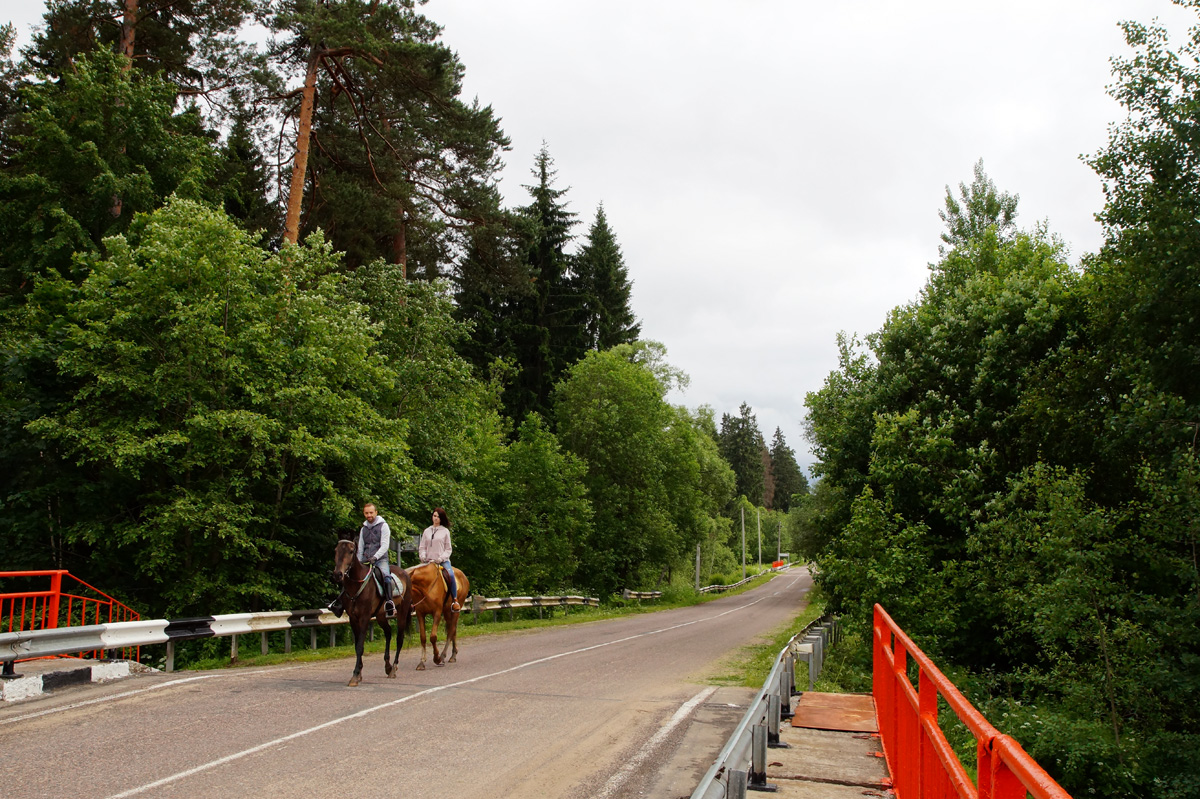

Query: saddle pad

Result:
[388,572,405,598]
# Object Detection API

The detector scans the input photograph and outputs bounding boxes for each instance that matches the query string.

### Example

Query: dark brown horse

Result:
[331,539,412,687]
[405,563,470,670]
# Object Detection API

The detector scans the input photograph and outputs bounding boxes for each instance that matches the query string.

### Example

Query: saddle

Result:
[405,562,449,591]
[369,569,405,599]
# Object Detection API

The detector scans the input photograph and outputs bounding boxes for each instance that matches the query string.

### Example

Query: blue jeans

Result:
[369,560,393,600]
[441,559,457,600]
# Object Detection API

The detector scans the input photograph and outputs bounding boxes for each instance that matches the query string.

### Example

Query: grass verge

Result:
[705,595,826,689]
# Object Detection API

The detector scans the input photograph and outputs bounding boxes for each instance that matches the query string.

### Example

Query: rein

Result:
[334,563,380,612]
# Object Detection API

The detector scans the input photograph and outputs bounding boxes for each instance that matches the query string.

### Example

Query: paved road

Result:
[1,569,813,799]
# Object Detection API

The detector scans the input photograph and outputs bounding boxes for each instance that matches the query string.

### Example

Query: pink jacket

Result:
[419,525,452,564]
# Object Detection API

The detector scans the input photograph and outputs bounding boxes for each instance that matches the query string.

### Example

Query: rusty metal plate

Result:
[790,691,879,732]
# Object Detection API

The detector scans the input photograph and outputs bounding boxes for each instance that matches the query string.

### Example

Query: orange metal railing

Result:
[0,570,141,661]
[873,604,1072,799]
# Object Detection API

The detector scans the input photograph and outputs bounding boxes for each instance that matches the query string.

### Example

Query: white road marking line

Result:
[103,594,781,799]
[0,665,309,726]
[594,685,719,799]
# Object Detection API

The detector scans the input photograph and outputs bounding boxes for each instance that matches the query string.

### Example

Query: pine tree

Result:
[271,0,510,266]
[25,0,255,90]
[574,203,640,350]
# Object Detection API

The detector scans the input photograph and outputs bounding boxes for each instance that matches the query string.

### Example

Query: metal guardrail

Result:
[690,614,839,799]
[470,594,599,623]
[698,563,791,595]
[621,589,663,600]
[0,593,605,674]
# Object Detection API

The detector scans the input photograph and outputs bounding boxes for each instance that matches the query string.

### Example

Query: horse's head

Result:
[331,538,357,585]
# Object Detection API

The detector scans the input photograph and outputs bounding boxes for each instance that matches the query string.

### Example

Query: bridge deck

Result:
[768,691,891,797]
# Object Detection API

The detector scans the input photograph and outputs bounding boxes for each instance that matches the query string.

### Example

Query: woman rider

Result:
[419,507,459,611]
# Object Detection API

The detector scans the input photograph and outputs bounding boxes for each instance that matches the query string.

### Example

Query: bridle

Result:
[332,546,382,614]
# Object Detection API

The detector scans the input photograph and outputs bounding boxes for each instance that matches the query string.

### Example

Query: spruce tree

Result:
[215,104,281,243]
[769,427,808,511]
[574,203,640,350]
[719,403,766,505]
[500,145,583,422]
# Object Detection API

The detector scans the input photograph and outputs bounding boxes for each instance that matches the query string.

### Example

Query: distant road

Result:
[1,569,813,799]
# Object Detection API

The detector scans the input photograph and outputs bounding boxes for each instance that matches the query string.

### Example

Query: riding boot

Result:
[383,573,397,616]
[329,597,345,618]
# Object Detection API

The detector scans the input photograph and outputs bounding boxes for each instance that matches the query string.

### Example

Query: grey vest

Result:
[360,518,387,560]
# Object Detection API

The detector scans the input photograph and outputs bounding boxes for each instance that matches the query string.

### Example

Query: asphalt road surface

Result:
[1,568,813,799]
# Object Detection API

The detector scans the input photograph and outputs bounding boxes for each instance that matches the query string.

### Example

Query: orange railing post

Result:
[47,571,63,629]
[872,603,1073,799]
[0,571,141,662]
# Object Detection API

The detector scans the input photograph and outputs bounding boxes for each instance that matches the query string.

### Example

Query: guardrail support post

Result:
[767,694,788,748]
[748,724,778,791]
[728,768,748,799]
[330,627,337,647]
[230,633,238,662]
[778,669,793,722]
[2,660,22,679]
[285,629,292,653]
[311,627,317,650]
[165,640,175,673]
[261,631,268,656]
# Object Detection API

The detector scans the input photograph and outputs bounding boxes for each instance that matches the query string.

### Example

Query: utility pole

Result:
[695,543,701,591]
[778,521,782,562]
[741,506,746,581]
[757,508,761,567]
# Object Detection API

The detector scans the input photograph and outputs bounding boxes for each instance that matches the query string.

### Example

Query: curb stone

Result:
[0,660,137,703]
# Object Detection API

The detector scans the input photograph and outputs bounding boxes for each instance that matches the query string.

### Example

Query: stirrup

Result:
[451,599,461,612]
[385,599,397,615]
[329,598,344,618]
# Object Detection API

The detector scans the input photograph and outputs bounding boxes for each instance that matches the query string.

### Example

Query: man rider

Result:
[330,502,397,617]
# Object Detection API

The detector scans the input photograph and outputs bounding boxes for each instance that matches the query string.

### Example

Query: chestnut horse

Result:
[405,563,470,670]
[331,539,412,686]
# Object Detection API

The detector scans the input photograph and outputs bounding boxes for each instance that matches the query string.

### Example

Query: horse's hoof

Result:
[348,677,361,687]
[416,663,425,671]
[448,656,457,663]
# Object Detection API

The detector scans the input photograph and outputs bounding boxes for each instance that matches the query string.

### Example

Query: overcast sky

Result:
[6,1,1197,477]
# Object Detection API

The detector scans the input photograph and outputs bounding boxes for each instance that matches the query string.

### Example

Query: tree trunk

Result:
[119,0,138,67]
[391,204,407,277]
[284,49,320,245]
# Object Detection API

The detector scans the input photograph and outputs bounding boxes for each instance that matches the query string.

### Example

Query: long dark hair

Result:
[433,507,449,527]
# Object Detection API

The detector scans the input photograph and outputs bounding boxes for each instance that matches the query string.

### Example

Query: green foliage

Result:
[769,426,807,511]
[277,0,510,274]
[0,48,216,296]
[719,402,767,507]
[805,141,1200,794]
[486,413,592,594]
[554,342,724,595]
[574,203,640,350]
[938,157,1019,255]
[21,199,411,615]
[25,0,255,88]
[496,146,585,422]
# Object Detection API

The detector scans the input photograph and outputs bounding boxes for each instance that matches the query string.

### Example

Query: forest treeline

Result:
[0,2,807,616]
[792,8,1200,799]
